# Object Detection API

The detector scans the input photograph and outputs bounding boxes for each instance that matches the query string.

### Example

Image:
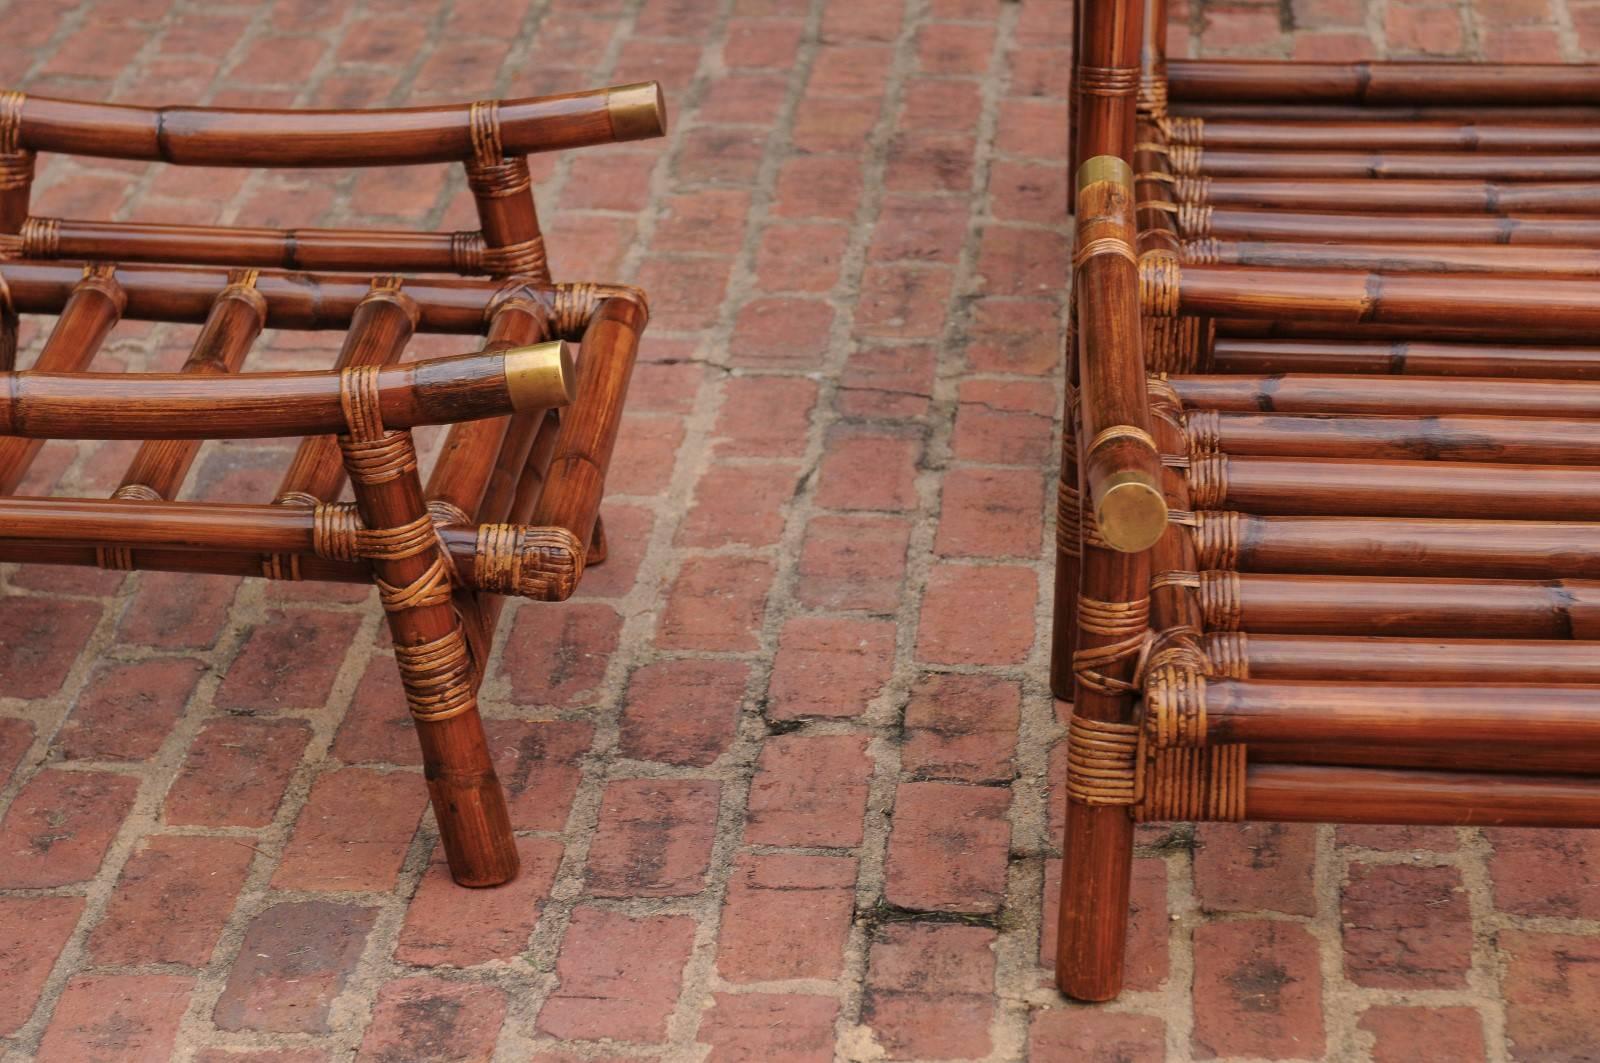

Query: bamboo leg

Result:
[0,91,32,235]
[336,366,517,886]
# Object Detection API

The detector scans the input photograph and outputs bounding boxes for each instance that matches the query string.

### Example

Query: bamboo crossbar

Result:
[1187,150,1600,182]
[1244,765,1600,828]
[1171,373,1600,417]
[0,344,574,439]
[1207,339,1600,379]
[1172,103,1600,123]
[11,84,666,166]
[1165,59,1600,105]
[1178,178,1600,214]
[1192,412,1600,465]
[1184,238,1600,278]
[1183,208,1600,247]
[1202,633,1600,685]
[1170,118,1600,154]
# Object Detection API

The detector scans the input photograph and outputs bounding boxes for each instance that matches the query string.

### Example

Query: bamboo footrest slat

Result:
[1056,0,1600,1002]
[0,83,665,891]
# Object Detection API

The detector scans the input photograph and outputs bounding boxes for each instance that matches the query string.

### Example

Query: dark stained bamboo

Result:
[17,217,497,274]
[0,91,29,234]
[1172,102,1600,123]
[1207,338,1600,379]
[1192,411,1592,465]
[1172,118,1600,154]
[1201,572,1600,639]
[1244,764,1600,829]
[0,345,574,440]
[1202,633,1600,685]
[1188,149,1600,182]
[273,282,421,508]
[1165,59,1600,106]
[1185,238,1600,279]
[1172,373,1600,418]
[1177,177,1600,215]
[1215,316,1600,345]
[1180,207,1600,247]
[115,273,266,504]
[13,84,667,166]
[1193,455,1600,520]
[1252,743,1600,778]
[0,260,639,334]
[1193,514,1600,578]
[0,265,124,493]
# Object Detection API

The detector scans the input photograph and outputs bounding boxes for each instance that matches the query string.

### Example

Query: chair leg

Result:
[1056,800,1136,1001]
[407,701,520,887]
[1050,388,1082,700]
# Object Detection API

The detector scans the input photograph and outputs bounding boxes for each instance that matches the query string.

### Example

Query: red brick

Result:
[55,657,205,762]
[916,563,1036,665]
[501,602,621,708]
[1195,822,1317,917]
[90,835,253,966]
[746,734,872,847]
[917,21,994,75]
[807,43,894,96]
[37,973,193,1062]
[758,221,852,292]
[118,572,240,649]
[0,769,138,887]
[976,224,1069,296]
[1192,921,1325,1059]
[768,616,896,720]
[0,895,83,1036]
[620,659,746,767]
[717,852,857,982]
[869,197,968,265]
[773,155,865,219]
[820,0,903,43]
[214,901,377,1033]
[952,378,1057,464]
[1488,828,1600,918]
[656,556,775,652]
[396,836,561,967]
[901,78,983,133]
[816,427,921,511]
[700,993,840,1063]
[903,673,1019,783]
[865,923,996,1060]
[676,126,766,187]
[0,716,32,791]
[966,298,1061,375]
[586,778,721,897]
[839,343,936,419]
[356,978,505,1062]
[714,376,819,458]
[792,95,879,154]
[332,655,421,766]
[0,597,101,700]
[608,412,685,494]
[1040,856,1169,990]
[855,264,953,338]
[193,1050,328,1063]
[884,131,976,195]
[653,188,753,255]
[1359,1006,1487,1063]
[1029,1009,1165,1062]
[1500,931,1600,1062]
[934,467,1044,558]
[1336,823,1460,851]
[995,98,1069,160]
[537,907,696,1041]
[1341,862,1471,989]
[489,719,595,832]
[725,18,806,67]
[679,462,801,547]
[884,782,1010,913]
[796,514,912,612]
[272,768,428,892]
[575,504,655,600]
[730,297,836,368]
[634,255,735,333]
[216,608,361,711]
[560,149,657,212]
[165,717,311,828]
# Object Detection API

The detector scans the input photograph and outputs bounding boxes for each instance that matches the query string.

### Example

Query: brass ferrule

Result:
[1077,154,1134,195]
[608,82,668,141]
[504,340,577,410]
[1092,469,1168,553]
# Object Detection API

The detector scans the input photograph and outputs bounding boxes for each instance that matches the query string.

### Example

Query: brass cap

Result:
[1093,470,1168,553]
[504,340,577,411]
[608,82,668,141]
[1076,154,1134,194]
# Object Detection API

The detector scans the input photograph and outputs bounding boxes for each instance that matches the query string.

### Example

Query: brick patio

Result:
[2,0,1598,1060]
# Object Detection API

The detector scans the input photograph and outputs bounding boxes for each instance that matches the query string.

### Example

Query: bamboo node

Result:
[451,231,485,274]
[112,483,162,502]
[464,155,532,199]
[474,523,585,601]
[1086,424,1157,456]
[1199,570,1243,631]
[1135,744,1246,822]
[21,216,57,256]
[1065,714,1141,807]
[481,235,550,279]
[1182,238,1221,266]
[1177,201,1212,237]
[1193,510,1241,571]
[339,364,385,440]
[1078,64,1140,97]
[1144,663,1207,748]
[394,627,478,723]
[0,90,21,152]
[554,282,601,339]
[1187,409,1221,456]
[1202,632,1250,679]
[1139,253,1181,317]
[468,99,504,165]
[1186,454,1228,509]
[313,501,362,561]
[1073,235,1138,270]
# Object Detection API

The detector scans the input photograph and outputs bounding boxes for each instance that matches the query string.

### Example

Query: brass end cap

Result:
[608,82,668,140]
[1076,154,1134,194]
[504,340,577,411]
[1094,471,1168,553]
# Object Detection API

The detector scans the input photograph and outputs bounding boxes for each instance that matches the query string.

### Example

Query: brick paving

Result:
[0,0,1597,1059]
